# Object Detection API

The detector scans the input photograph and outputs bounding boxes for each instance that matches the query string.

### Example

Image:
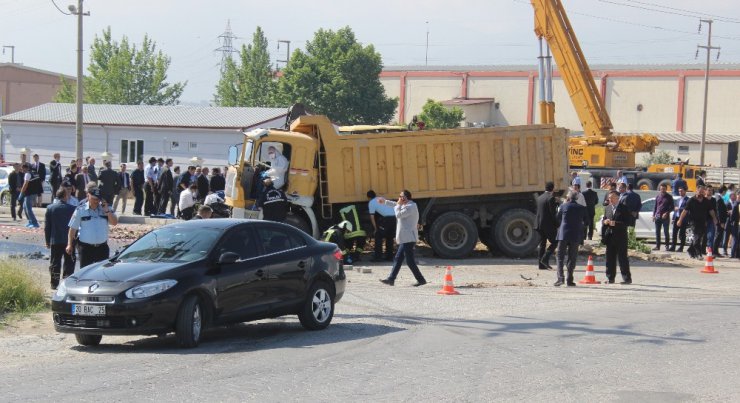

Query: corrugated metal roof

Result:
[0,63,76,80]
[383,63,740,72]
[0,103,288,129]
[652,132,740,144]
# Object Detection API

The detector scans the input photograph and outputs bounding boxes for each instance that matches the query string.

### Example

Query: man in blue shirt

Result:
[66,188,119,269]
[367,190,397,262]
[45,189,77,289]
[671,173,688,196]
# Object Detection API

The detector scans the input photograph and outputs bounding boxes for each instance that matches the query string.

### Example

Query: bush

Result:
[0,260,48,320]
[627,227,651,254]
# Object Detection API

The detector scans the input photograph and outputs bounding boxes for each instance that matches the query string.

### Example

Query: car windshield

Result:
[117,227,221,263]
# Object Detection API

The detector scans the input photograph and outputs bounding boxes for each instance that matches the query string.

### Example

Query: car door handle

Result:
[255,269,264,277]
[297,261,306,268]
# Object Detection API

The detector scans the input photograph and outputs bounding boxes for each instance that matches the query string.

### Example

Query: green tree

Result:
[277,27,397,125]
[55,27,185,105]
[417,99,464,129]
[641,150,674,166]
[214,27,279,107]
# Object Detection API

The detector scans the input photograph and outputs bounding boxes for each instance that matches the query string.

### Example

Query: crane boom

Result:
[530,0,659,168]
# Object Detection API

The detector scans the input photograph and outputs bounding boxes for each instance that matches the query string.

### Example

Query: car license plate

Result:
[71,304,106,316]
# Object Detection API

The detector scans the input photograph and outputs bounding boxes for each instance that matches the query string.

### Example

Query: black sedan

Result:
[52,219,347,348]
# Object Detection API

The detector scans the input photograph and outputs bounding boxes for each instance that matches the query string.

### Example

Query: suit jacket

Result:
[117,171,132,192]
[159,169,174,193]
[8,171,19,194]
[132,168,145,189]
[87,165,98,183]
[714,195,728,222]
[196,175,209,201]
[49,160,63,185]
[75,173,89,199]
[210,175,226,192]
[35,162,47,182]
[535,191,558,237]
[556,200,586,243]
[582,188,599,216]
[384,199,419,244]
[44,200,76,245]
[603,202,630,238]
[98,168,119,198]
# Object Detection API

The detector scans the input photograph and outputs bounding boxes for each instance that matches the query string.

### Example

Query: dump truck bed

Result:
[305,118,570,203]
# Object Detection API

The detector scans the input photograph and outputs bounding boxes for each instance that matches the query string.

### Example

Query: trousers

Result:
[78,242,110,269]
[49,244,75,288]
[671,217,686,250]
[113,188,130,213]
[556,240,579,283]
[605,231,631,282]
[387,242,426,282]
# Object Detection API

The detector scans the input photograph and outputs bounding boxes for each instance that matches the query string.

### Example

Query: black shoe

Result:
[567,282,576,287]
[380,279,394,286]
[620,280,632,285]
[538,264,550,270]
[677,248,683,253]
[668,247,675,252]
[554,280,564,287]
[540,260,554,270]
[665,246,671,251]
[604,279,615,284]
[412,280,427,287]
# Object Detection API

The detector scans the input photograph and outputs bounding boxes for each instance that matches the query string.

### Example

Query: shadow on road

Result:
[70,320,403,354]
[336,313,705,345]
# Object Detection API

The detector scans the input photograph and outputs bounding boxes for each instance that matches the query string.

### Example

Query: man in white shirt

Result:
[178,183,197,220]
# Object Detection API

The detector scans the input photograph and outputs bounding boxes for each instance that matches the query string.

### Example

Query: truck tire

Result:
[478,226,502,256]
[636,178,655,191]
[284,212,312,236]
[428,212,478,259]
[658,179,672,191]
[493,209,539,258]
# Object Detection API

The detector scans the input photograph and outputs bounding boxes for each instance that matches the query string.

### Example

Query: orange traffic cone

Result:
[579,255,599,284]
[702,247,719,274]
[437,266,460,295]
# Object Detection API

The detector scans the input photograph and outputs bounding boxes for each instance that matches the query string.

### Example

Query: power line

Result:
[50,0,71,15]
[598,0,740,24]
[625,0,740,23]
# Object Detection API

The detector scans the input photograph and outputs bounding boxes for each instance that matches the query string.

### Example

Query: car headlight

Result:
[125,280,177,299]
[53,279,68,300]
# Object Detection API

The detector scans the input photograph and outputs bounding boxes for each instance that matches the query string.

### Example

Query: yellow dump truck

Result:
[225,111,569,259]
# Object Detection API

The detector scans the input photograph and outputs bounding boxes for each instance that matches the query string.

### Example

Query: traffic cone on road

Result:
[579,255,599,284]
[437,266,460,295]
[702,248,719,274]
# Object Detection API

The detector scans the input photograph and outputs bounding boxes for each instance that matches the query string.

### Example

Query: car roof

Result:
[163,218,261,230]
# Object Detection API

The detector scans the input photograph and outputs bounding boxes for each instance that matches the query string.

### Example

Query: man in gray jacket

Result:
[379,190,427,287]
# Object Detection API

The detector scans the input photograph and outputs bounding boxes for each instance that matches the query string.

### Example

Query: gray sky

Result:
[2,0,739,103]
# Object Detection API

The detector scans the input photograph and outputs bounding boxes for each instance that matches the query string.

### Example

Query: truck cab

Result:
[225,128,320,236]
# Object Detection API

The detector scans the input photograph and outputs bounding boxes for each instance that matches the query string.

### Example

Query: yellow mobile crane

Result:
[531,0,659,169]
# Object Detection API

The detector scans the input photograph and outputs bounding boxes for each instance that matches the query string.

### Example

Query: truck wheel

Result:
[478,226,501,256]
[428,212,478,259]
[284,212,311,235]
[493,209,538,258]
[658,179,672,191]
[636,178,655,191]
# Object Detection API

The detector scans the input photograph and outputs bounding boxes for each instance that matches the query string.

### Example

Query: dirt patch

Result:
[0,311,55,336]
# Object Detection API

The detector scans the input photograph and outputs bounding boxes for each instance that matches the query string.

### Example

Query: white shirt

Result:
[204,193,223,205]
[266,152,289,189]
[571,176,581,186]
[179,190,196,211]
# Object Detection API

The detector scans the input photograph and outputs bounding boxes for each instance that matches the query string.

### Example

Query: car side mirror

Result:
[218,252,240,265]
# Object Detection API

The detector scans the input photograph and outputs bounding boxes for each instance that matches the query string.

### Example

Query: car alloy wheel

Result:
[312,289,331,323]
[192,303,202,341]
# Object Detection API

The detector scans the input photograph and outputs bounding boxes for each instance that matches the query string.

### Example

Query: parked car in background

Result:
[52,219,347,348]
[0,165,54,206]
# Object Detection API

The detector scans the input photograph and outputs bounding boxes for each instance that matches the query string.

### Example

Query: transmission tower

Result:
[216,20,238,72]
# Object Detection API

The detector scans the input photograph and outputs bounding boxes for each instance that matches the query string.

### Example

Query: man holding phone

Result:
[378,190,428,287]
[66,188,119,269]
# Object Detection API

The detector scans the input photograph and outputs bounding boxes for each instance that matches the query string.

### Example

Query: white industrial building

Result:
[381,64,740,167]
[0,103,287,167]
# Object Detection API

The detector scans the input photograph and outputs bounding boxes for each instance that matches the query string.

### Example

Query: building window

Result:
[189,142,198,151]
[170,141,180,151]
[120,139,144,163]
[678,145,689,154]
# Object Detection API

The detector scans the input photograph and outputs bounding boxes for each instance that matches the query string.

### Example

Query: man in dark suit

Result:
[196,167,210,202]
[157,159,175,214]
[44,189,77,289]
[209,167,226,192]
[113,163,133,214]
[8,163,22,221]
[49,153,63,198]
[712,186,729,256]
[603,190,632,284]
[32,154,46,207]
[131,160,145,215]
[75,166,92,200]
[87,157,98,183]
[554,191,586,286]
[535,181,559,270]
[582,181,599,240]
[98,161,119,205]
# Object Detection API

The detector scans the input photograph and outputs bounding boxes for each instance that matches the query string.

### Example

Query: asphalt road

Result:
[1,216,739,402]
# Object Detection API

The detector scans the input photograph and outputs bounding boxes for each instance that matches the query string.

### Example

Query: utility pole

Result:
[697,19,720,166]
[2,45,15,63]
[216,20,238,73]
[425,21,429,66]
[69,0,89,161]
[277,40,291,70]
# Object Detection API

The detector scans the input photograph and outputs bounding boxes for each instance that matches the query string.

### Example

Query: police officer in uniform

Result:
[256,178,288,222]
[66,188,118,269]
